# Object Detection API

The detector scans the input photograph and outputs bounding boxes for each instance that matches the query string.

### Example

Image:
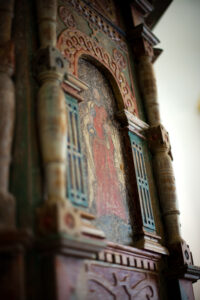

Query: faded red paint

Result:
[92,90,126,220]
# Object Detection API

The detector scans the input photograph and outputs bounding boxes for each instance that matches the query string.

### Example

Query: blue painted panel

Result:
[65,94,88,207]
[129,132,156,231]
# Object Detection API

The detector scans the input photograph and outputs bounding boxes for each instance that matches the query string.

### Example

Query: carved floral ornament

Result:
[57,28,138,115]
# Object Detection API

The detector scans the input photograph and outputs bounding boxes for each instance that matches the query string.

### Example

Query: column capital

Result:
[128,24,159,59]
[35,46,68,82]
[146,124,171,153]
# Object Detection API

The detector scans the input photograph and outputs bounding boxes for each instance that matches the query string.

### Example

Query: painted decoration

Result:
[78,58,132,244]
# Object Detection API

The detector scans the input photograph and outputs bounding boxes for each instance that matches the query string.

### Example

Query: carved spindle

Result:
[35,0,82,236]
[36,0,68,204]
[0,0,15,228]
[147,125,182,245]
[37,0,57,48]
[138,55,160,126]
[137,53,182,245]
[37,48,67,203]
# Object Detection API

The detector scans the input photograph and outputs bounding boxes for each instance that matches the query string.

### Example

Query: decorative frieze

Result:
[98,242,161,272]
[59,0,128,52]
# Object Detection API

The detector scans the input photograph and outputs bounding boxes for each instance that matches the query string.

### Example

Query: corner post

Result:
[0,0,16,228]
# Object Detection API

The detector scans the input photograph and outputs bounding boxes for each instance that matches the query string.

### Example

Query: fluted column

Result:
[0,0,15,228]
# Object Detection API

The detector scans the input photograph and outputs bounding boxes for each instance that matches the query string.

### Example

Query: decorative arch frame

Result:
[57,28,138,115]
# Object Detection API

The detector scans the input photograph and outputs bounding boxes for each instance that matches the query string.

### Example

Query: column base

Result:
[37,200,106,256]
[0,191,15,228]
[134,231,169,255]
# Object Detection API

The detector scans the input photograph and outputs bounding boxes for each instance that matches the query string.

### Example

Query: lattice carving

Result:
[60,0,128,52]
[89,0,118,25]
[129,132,155,231]
[57,28,137,114]
[65,94,88,207]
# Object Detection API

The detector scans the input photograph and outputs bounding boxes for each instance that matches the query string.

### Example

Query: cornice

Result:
[131,0,154,16]
[116,109,149,139]
[128,23,160,47]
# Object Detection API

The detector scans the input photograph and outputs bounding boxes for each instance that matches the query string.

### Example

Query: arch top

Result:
[57,28,138,115]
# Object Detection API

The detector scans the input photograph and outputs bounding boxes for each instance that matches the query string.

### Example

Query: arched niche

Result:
[57,28,138,115]
[77,57,134,244]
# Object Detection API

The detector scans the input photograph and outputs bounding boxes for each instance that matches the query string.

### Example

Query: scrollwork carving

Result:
[113,48,127,71]
[59,6,76,28]
[87,269,158,299]
[57,29,137,114]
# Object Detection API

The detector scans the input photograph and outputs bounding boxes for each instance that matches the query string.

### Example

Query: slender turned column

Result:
[36,0,67,204]
[138,53,182,245]
[0,0,15,228]
[138,55,161,126]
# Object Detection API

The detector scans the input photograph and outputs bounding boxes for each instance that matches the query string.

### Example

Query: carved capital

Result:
[147,124,171,153]
[167,240,200,283]
[170,240,193,266]
[128,24,159,59]
[35,46,67,82]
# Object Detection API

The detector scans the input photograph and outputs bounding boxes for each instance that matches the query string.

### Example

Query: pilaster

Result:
[35,0,106,255]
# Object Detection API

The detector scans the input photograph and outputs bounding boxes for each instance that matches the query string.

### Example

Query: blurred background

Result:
[153,0,200,298]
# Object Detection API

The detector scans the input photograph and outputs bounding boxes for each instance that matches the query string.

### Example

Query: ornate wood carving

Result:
[59,0,128,52]
[35,2,106,246]
[57,28,137,115]
[35,0,81,237]
[147,124,182,246]
[132,24,183,250]
[46,253,160,300]
[87,270,158,299]
[97,242,160,272]
[59,6,76,28]
[88,0,118,25]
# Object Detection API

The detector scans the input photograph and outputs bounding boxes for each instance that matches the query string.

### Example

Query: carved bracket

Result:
[35,46,68,80]
[128,24,160,61]
[146,124,171,153]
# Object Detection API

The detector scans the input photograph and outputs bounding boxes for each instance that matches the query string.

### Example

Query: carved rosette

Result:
[57,28,137,115]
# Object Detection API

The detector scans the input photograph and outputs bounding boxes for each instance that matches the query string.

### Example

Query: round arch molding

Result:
[57,28,138,115]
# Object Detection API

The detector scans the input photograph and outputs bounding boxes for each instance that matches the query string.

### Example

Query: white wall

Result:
[153,0,200,298]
